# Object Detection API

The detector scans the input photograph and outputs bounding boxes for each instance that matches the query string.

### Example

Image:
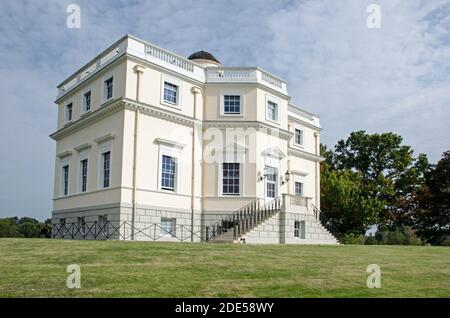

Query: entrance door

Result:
[265,166,278,203]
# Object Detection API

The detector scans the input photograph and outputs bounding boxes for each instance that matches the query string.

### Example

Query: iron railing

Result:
[205,197,281,241]
[51,221,204,242]
[312,204,342,241]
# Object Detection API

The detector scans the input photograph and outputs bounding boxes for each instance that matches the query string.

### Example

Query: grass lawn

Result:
[0,238,449,297]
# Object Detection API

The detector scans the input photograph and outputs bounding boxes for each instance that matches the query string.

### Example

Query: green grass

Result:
[0,238,449,297]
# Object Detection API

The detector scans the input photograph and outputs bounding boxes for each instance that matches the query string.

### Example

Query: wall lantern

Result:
[258,167,270,181]
[281,170,290,185]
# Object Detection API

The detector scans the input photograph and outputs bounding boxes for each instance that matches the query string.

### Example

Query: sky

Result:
[0,0,449,220]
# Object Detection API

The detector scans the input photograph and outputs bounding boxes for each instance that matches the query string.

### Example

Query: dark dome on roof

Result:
[188,50,221,64]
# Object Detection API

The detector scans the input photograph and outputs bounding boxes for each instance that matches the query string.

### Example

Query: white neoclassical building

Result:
[50,35,338,244]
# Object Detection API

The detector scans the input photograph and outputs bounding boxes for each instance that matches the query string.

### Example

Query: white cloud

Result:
[0,0,448,219]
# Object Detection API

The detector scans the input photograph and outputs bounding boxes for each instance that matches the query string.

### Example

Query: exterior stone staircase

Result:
[206,195,340,244]
[206,198,280,243]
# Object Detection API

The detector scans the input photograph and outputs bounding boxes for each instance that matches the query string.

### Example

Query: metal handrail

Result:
[205,197,282,241]
[312,204,342,241]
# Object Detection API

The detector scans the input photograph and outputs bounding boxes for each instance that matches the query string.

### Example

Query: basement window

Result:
[160,218,176,237]
[294,221,305,239]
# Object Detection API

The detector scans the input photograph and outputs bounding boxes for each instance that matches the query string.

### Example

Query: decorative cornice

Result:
[123,98,198,128]
[203,121,292,140]
[291,170,309,176]
[154,138,186,150]
[94,133,115,144]
[57,150,73,158]
[50,98,124,141]
[288,115,322,131]
[74,143,92,152]
[49,97,200,141]
[262,146,286,160]
[288,147,325,162]
[222,142,247,154]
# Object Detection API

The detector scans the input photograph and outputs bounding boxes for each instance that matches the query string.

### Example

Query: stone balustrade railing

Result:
[57,35,288,100]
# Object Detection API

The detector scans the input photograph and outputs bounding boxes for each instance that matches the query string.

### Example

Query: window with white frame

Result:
[161,155,176,191]
[294,181,303,196]
[160,218,175,237]
[83,91,91,112]
[65,103,73,123]
[265,166,278,198]
[222,163,240,195]
[80,158,88,192]
[294,128,304,146]
[294,220,305,239]
[104,76,113,101]
[266,100,278,122]
[163,81,178,104]
[223,95,241,114]
[101,151,111,188]
[156,139,183,192]
[61,164,69,196]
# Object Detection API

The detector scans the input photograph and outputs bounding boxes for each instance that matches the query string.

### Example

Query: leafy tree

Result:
[0,217,51,238]
[17,217,40,238]
[414,151,450,244]
[320,162,382,237]
[0,219,22,237]
[331,131,429,229]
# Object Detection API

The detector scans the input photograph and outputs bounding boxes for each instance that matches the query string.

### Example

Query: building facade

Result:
[50,35,338,244]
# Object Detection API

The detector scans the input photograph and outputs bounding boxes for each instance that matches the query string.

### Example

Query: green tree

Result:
[320,162,381,237]
[17,217,40,238]
[414,150,450,244]
[331,131,429,229]
[0,219,21,237]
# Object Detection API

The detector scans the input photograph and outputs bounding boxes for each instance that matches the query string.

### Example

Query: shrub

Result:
[342,234,366,245]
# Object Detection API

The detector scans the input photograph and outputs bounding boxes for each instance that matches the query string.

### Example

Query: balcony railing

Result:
[261,71,283,88]
[288,194,309,207]
[58,45,122,96]
[206,68,287,94]
[144,44,194,73]
[57,35,288,98]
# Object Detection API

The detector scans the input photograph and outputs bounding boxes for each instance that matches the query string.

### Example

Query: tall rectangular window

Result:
[294,220,305,239]
[295,181,303,196]
[102,151,111,188]
[295,128,303,146]
[163,81,178,104]
[105,77,113,100]
[160,218,175,237]
[224,95,241,114]
[83,91,91,112]
[266,166,277,198]
[222,163,240,195]
[161,155,176,190]
[267,100,278,121]
[80,159,88,192]
[65,103,73,122]
[62,165,69,196]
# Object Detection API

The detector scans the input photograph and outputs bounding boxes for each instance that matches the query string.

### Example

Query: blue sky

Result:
[0,0,449,220]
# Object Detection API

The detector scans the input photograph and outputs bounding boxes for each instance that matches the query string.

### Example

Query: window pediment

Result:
[155,138,185,150]
[261,147,285,160]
